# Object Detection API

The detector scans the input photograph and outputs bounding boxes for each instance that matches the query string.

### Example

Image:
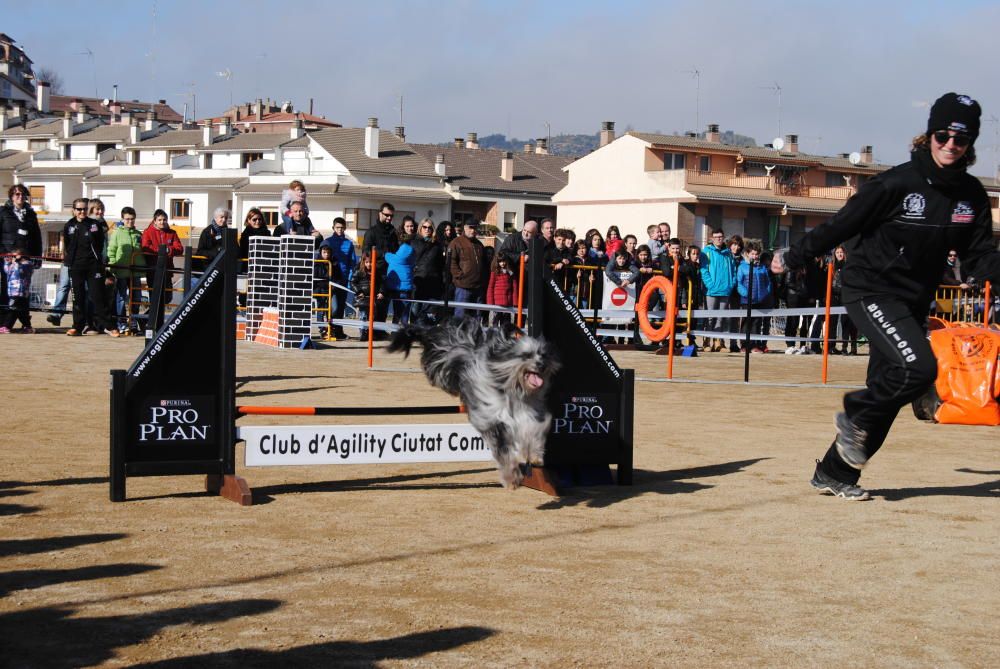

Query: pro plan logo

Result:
[902,193,926,219]
[952,201,975,224]
[956,95,975,106]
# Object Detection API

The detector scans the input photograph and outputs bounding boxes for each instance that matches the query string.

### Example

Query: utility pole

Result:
[682,68,701,132]
[759,82,782,138]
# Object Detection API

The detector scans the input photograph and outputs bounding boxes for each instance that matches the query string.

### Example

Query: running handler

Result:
[784,92,1000,500]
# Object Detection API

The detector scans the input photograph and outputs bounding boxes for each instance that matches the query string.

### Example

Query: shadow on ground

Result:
[874,469,999,501]
[537,458,772,510]
[130,626,495,668]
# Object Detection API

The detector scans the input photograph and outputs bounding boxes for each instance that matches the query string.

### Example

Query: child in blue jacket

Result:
[736,241,773,352]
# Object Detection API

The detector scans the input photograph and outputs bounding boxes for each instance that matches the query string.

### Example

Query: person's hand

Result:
[312,230,321,237]
[960,283,970,290]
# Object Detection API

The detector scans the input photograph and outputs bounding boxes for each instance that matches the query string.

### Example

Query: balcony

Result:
[686,169,855,200]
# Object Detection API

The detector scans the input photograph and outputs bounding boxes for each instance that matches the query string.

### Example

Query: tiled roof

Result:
[158,176,249,188]
[629,132,741,154]
[84,173,169,185]
[283,135,311,148]
[684,184,846,215]
[410,144,572,196]
[308,128,439,178]
[334,183,450,202]
[49,95,184,123]
[134,130,206,149]
[59,125,132,144]
[0,149,31,169]
[1,118,64,137]
[16,164,97,176]
[200,133,298,152]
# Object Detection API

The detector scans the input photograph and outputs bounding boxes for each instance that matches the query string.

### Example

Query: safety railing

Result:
[934,283,995,326]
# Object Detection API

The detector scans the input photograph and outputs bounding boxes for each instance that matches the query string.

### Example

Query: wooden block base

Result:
[520,466,560,496]
[205,474,253,506]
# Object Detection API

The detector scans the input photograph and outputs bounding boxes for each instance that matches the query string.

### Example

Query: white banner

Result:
[601,273,636,324]
[240,423,493,466]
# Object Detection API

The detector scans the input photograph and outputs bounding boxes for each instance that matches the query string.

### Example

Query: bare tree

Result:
[33,66,65,95]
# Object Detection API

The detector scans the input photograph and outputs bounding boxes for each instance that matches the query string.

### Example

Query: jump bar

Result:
[237,405,466,417]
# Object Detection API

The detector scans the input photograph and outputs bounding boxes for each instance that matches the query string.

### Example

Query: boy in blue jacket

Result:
[700,228,736,351]
[736,241,773,352]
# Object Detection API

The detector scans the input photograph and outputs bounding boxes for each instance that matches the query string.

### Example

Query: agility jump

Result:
[109,231,634,505]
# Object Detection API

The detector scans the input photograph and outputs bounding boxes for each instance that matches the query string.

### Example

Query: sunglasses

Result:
[420,225,433,230]
[381,212,393,218]
[932,131,971,148]
[948,253,958,257]
[73,207,87,212]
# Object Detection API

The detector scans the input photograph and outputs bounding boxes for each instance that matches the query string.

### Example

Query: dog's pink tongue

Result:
[525,372,544,389]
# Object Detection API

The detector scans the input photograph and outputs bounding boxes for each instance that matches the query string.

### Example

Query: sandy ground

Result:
[1,328,997,668]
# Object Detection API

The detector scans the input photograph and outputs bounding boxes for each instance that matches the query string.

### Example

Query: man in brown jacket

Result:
[448,220,485,318]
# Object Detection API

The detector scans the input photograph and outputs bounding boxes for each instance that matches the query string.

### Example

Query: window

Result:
[29,139,48,151]
[722,218,744,238]
[259,208,279,229]
[241,152,264,168]
[698,155,711,172]
[663,152,685,170]
[452,212,477,227]
[96,143,115,155]
[203,154,213,169]
[28,185,44,208]
[774,226,790,249]
[825,171,850,187]
[46,231,61,257]
[170,198,190,219]
[503,211,517,233]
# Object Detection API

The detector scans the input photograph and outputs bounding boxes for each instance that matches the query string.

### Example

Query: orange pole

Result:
[984,281,992,327]
[667,259,680,379]
[516,253,526,329]
[821,259,834,384]
[367,249,376,368]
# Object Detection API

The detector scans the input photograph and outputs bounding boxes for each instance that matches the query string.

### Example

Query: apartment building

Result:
[555,122,890,247]
[411,133,572,232]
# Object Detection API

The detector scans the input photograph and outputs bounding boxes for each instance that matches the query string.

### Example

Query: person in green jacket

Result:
[106,206,146,333]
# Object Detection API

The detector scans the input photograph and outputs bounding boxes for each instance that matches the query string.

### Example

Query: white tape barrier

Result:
[240,424,492,466]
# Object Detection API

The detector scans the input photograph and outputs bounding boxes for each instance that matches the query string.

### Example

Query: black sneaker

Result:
[835,412,869,470]
[810,460,869,500]
[46,314,61,326]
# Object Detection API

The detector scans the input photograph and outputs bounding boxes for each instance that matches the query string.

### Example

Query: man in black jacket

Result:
[275,202,323,249]
[496,219,537,267]
[62,198,118,337]
[361,202,399,326]
[785,92,1000,500]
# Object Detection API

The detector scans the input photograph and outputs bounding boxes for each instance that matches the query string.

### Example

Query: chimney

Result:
[523,141,534,154]
[0,113,7,131]
[599,121,615,147]
[535,138,549,154]
[453,137,465,149]
[202,121,213,146]
[62,110,73,138]
[158,99,166,105]
[466,132,479,149]
[10,100,23,120]
[685,131,697,138]
[501,151,514,181]
[218,117,231,136]
[290,118,304,139]
[76,104,89,124]
[109,100,122,124]
[255,98,263,121]
[785,134,799,153]
[861,145,873,165]
[364,117,380,158]
[434,153,446,177]
[71,98,81,112]
[145,109,156,131]
[706,123,720,143]
[234,108,241,122]
[129,117,140,144]
[36,81,50,114]
[393,126,405,140]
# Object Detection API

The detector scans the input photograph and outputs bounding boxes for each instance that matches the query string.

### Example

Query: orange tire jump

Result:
[636,276,676,343]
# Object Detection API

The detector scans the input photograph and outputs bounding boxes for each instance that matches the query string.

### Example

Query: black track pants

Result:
[820,296,937,484]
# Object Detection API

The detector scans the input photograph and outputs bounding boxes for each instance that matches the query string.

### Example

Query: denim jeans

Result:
[52,265,71,315]
[453,286,482,319]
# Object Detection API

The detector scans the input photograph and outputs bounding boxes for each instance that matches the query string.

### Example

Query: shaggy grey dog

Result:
[388,319,560,489]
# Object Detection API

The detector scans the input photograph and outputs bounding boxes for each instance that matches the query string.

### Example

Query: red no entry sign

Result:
[610,287,629,306]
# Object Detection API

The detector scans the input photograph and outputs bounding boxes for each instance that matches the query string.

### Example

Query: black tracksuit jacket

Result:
[786,151,1000,307]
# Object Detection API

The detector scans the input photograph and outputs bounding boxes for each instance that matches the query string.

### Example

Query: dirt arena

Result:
[1,329,997,668]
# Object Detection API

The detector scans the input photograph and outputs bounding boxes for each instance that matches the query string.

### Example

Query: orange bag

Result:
[915,325,1000,425]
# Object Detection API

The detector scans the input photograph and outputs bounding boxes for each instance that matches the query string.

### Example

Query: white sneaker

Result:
[799,346,812,355]
[784,347,796,355]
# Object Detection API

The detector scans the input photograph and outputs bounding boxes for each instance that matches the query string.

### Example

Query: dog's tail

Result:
[386,325,426,357]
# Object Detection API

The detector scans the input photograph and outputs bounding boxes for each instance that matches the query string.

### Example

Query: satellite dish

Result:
[772,137,785,151]
[848,152,862,165]
[102,98,111,107]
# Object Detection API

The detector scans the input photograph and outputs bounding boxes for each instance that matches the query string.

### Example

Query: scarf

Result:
[911,148,968,190]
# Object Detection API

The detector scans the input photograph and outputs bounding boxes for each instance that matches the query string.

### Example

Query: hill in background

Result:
[438,129,757,157]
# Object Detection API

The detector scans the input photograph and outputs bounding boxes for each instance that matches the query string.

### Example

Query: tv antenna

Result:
[759,81,782,137]
[216,69,234,109]
[254,52,267,99]
[395,94,404,127]
[681,68,701,131]
[544,120,551,146]
[76,47,98,98]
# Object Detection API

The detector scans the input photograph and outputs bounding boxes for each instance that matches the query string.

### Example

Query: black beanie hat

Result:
[927,92,981,141]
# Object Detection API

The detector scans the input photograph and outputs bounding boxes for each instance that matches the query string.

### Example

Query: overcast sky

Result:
[7,0,1000,175]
